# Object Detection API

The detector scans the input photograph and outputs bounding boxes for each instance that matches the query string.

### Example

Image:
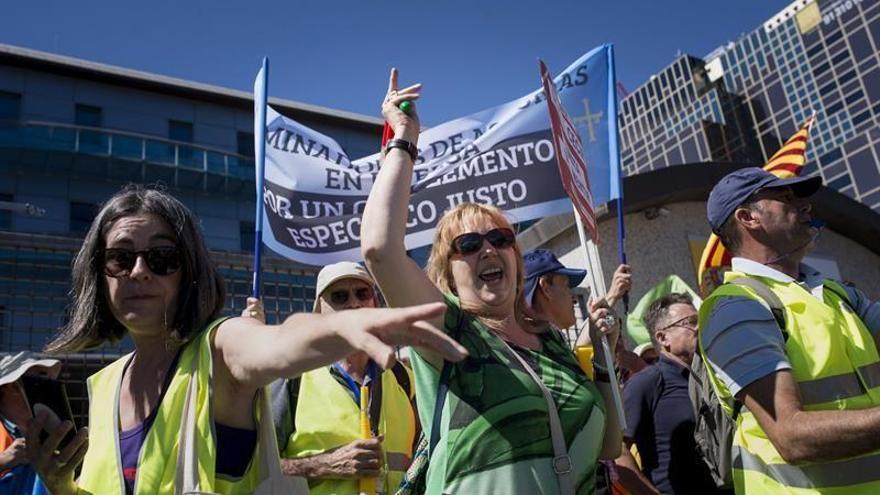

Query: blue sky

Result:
[2,0,790,125]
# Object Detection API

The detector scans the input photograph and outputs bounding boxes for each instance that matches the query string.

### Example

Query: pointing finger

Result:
[358,331,397,369]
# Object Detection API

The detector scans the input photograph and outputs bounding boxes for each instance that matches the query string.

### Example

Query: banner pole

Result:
[574,213,627,431]
[606,44,629,314]
[252,57,269,299]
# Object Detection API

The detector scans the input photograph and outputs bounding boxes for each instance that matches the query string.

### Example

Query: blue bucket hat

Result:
[707,167,822,233]
[523,249,587,308]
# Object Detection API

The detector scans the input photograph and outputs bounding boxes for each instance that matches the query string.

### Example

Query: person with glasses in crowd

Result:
[244,261,418,495]
[0,352,63,495]
[24,186,466,495]
[359,68,623,494]
[615,293,725,495]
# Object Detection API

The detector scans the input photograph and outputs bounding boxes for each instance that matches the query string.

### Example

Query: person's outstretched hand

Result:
[335,302,466,368]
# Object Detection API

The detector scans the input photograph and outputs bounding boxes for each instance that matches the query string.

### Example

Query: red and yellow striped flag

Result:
[698,115,816,296]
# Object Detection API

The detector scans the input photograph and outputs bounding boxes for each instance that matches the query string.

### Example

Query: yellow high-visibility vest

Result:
[76,319,263,494]
[699,272,880,494]
[284,365,416,495]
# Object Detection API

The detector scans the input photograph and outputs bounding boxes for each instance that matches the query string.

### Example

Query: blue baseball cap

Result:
[707,167,822,233]
[523,249,587,308]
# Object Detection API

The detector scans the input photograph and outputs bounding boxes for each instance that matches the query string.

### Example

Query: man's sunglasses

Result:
[659,314,699,333]
[99,246,182,278]
[328,287,374,306]
[451,228,516,255]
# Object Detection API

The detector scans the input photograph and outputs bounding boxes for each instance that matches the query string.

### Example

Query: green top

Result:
[410,294,606,494]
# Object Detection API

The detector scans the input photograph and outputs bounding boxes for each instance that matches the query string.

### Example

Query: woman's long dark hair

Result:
[46,186,225,353]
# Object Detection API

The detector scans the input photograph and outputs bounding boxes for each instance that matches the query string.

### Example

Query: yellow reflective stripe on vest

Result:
[386,452,411,472]
[701,273,880,494]
[799,362,880,405]
[734,446,880,489]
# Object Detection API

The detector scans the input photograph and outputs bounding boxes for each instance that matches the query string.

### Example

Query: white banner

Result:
[260,46,616,266]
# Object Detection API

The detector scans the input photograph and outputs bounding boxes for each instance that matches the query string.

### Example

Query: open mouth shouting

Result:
[478,264,504,284]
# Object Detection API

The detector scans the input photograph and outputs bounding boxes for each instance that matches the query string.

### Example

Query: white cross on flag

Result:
[539,59,598,242]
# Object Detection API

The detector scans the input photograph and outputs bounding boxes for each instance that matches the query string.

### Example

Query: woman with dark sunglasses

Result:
[360,69,623,494]
[25,186,466,495]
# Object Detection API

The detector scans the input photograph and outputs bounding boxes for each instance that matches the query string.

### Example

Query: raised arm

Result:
[605,264,632,307]
[361,70,445,333]
[214,303,465,391]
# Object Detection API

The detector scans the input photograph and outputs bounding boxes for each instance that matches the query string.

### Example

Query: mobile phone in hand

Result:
[20,375,76,450]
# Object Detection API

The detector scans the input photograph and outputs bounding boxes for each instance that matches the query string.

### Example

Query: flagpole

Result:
[574,213,628,432]
[252,57,269,299]
[606,44,629,314]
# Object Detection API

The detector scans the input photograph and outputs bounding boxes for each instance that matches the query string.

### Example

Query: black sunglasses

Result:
[451,228,516,255]
[99,246,182,278]
[328,287,374,306]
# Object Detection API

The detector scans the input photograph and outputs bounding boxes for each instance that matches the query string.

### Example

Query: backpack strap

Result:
[269,376,301,453]
[429,362,452,454]
[652,365,667,416]
[824,280,858,315]
[391,361,413,400]
[726,276,788,418]
[731,399,743,422]
[729,277,788,341]
[429,306,467,456]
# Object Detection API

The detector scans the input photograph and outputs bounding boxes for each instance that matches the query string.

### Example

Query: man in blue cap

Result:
[523,249,631,333]
[698,167,880,495]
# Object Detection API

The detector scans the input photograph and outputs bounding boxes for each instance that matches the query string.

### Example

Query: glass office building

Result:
[618,0,880,210]
[0,44,382,421]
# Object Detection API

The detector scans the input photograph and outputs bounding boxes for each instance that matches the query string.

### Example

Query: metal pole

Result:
[607,44,629,314]
[574,212,627,431]
[251,57,269,299]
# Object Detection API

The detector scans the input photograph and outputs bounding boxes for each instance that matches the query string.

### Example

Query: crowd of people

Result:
[0,69,878,495]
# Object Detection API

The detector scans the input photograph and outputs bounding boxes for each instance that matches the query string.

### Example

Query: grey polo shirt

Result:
[701,258,880,397]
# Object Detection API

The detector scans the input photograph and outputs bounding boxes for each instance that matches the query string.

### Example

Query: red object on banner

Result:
[539,59,599,242]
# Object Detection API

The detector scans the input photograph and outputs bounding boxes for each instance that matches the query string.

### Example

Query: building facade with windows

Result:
[617,0,880,210]
[525,0,880,332]
[0,44,383,421]
[2,0,880,420]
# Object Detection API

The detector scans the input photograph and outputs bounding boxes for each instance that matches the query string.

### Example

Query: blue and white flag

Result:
[258,45,621,265]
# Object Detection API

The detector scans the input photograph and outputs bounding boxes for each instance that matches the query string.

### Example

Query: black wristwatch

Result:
[385,138,418,161]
